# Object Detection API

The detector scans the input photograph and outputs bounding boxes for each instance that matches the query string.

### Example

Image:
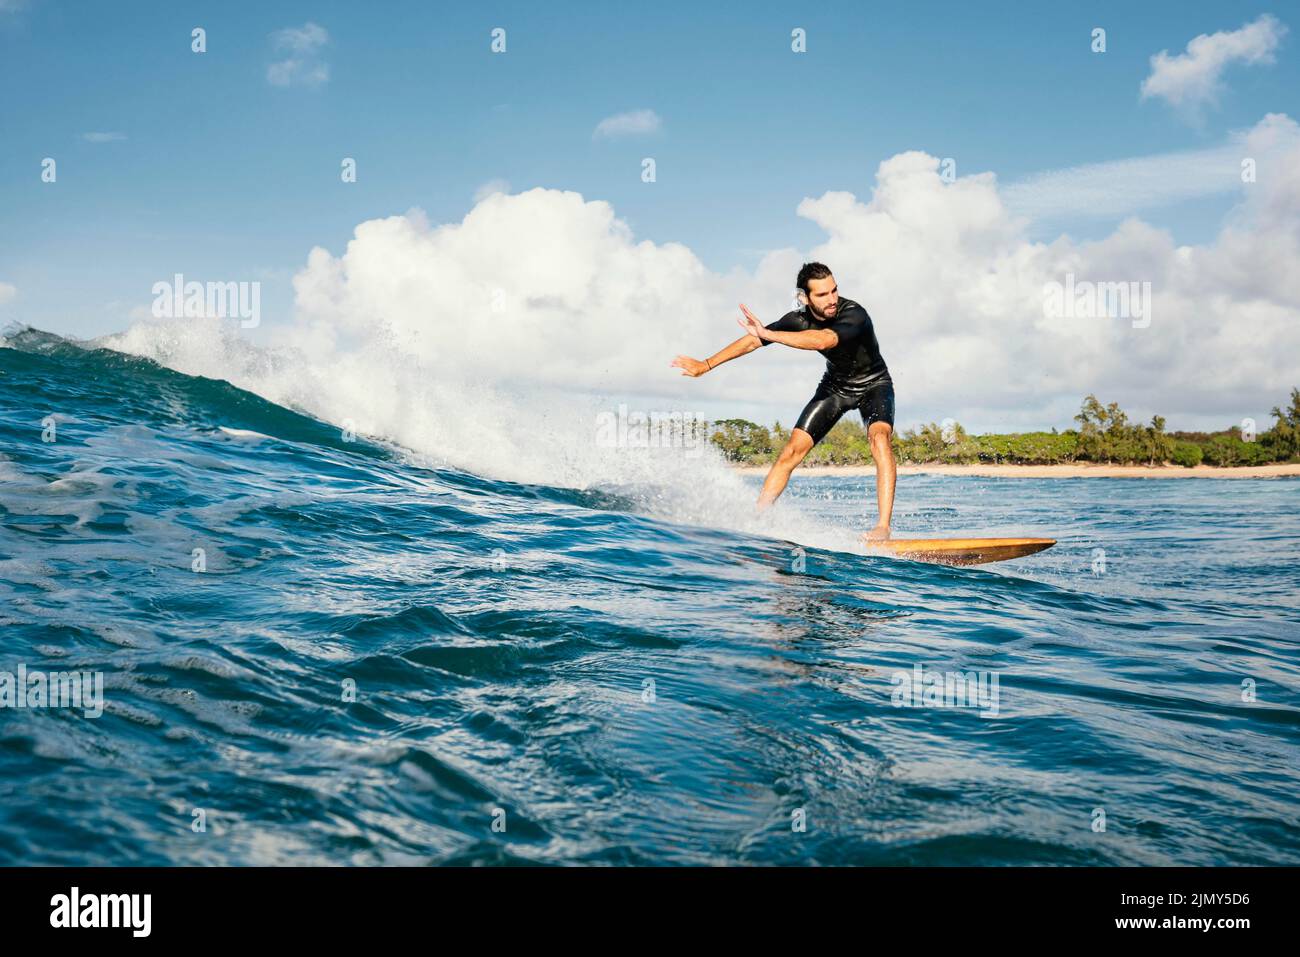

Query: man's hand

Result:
[670,355,710,377]
[737,303,768,341]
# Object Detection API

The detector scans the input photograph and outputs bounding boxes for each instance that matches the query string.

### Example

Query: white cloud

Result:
[273,22,328,54]
[273,114,1300,436]
[1141,14,1287,111]
[268,61,328,87]
[0,282,15,305]
[1004,113,1300,221]
[593,109,662,139]
[81,131,127,143]
[268,22,329,88]
[473,179,511,203]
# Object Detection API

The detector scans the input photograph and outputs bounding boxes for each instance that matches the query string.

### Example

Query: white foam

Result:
[100,319,866,556]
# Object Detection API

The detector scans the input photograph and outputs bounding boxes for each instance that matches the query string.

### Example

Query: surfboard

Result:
[864,536,1056,566]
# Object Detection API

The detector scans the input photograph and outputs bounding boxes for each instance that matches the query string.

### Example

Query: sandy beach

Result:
[731,462,1300,479]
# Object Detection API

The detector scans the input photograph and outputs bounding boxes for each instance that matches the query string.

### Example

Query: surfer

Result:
[671,262,896,540]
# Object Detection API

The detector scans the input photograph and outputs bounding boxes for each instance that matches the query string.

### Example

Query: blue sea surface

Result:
[2,332,1298,865]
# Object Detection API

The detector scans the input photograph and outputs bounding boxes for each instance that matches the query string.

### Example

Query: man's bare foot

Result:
[863,524,891,542]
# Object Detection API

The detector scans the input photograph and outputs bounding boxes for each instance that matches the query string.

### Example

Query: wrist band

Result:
[705,358,712,370]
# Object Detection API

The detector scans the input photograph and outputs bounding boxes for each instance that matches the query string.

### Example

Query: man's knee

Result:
[868,423,893,451]
[781,429,814,462]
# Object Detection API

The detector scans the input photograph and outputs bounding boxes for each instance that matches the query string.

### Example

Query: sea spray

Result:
[96,318,865,555]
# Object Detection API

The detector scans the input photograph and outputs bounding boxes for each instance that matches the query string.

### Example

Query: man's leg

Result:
[865,421,896,539]
[757,428,814,510]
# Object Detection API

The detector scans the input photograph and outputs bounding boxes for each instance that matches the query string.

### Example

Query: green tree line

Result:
[707,388,1300,468]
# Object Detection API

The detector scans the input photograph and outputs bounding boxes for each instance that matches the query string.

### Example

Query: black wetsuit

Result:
[761,297,894,444]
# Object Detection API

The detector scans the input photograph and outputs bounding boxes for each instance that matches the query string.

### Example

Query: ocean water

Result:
[2,328,1298,866]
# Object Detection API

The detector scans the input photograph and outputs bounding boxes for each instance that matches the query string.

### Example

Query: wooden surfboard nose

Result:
[864,537,1056,566]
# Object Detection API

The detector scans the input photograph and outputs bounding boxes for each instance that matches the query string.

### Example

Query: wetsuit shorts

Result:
[793,377,894,445]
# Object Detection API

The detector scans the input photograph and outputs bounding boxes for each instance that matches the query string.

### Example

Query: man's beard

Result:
[807,301,838,321]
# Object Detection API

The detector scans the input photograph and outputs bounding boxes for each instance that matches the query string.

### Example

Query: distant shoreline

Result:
[730,462,1300,479]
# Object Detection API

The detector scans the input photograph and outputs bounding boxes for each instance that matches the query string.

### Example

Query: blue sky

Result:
[2,1,1295,336]
[1,2,1297,436]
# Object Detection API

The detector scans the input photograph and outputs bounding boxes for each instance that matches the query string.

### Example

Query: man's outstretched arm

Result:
[670,302,832,377]
[756,327,837,351]
[670,333,761,377]
[739,302,835,351]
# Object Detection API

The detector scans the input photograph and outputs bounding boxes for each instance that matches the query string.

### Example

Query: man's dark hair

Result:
[796,262,833,294]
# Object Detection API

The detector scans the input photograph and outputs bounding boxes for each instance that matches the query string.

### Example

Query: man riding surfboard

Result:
[671,262,896,541]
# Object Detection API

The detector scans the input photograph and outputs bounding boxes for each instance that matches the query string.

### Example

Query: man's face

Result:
[804,275,839,319]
